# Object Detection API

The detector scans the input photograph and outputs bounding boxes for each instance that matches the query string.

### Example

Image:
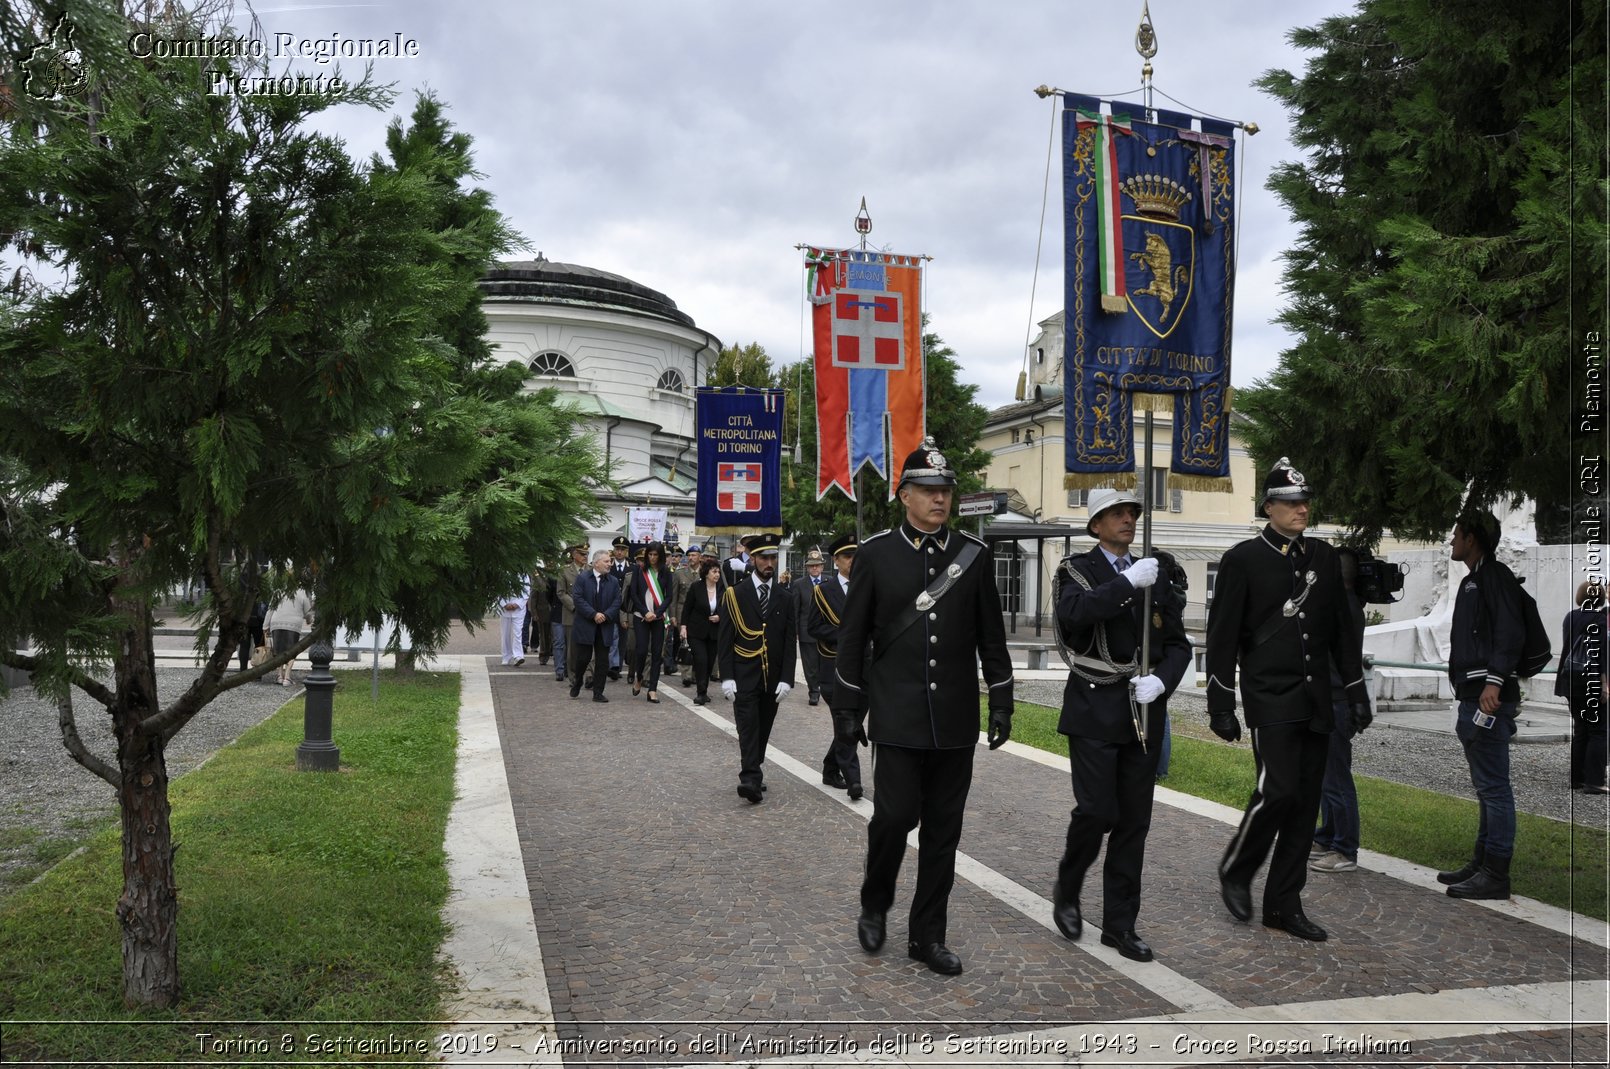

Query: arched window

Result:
[530,350,576,377]
[656,368,686,393]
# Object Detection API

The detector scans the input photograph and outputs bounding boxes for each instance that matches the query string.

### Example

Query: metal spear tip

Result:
[1244,121,1260,135]
[1033,84,1055,98]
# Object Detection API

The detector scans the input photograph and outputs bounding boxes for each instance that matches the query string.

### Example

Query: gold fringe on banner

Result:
[698,526,784,536]
[1167,473,1236,494]
[1065,471,1138,492]
[1131,392,1173,413]
[1100,295,1127,313]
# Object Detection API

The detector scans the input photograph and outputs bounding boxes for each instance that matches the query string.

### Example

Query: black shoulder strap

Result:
[874,539,985,660]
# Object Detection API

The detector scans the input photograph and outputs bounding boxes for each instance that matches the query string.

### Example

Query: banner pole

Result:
[1133,0,1159,748]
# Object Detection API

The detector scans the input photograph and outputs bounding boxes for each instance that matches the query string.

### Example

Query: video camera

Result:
[1344,547,1406,605]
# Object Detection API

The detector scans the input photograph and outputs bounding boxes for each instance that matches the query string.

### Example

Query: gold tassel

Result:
[1100,294,1128,313]
[1131,392,1173,413]
[1065,471,1139,491]
[1166,473,1236,493]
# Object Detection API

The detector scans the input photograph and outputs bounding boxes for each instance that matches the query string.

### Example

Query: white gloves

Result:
[1132,674,1166,704]
[774,682,792,700]
[721,679,737,700]
[1123,557,1159,589]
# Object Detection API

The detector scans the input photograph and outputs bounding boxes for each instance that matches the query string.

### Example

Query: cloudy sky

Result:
[248,0,1354,411]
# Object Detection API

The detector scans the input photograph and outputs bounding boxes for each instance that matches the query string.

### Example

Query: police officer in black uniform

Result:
[718,533,797,803]
[1051,487,1192,963]
[609,535,632,680]
[832,437,1015,976]
[1205,458,1371,942]
[808,534,863,800]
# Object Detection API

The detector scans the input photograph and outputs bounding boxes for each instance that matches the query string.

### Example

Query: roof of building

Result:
[480,257,695,329]
[985,395,1061,424]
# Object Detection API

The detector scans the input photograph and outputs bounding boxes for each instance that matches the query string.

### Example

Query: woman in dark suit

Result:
[679,559,724,705]
[1557,580,1607,793]
[628,541,675,702]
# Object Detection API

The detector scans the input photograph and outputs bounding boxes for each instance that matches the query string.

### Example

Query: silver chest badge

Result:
[915,591,935,611]
[947,563,962,579]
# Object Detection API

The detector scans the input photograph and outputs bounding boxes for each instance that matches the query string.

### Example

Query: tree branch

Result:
[57,691,118,787]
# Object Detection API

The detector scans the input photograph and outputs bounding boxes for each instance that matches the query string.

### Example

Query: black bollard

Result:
[296,639,341,772]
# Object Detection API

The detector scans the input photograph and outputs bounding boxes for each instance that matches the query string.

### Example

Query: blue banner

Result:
[1062,94,1236,491]
[695,387,784,532]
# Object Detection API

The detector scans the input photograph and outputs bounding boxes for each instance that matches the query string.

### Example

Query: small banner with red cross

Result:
[695,387,784,534]
[805,247,925,500]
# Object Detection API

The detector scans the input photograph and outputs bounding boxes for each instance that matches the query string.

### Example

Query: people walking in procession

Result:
[1205,458,1371,942]
[792,547,827,707]
[680,558,725,705]
[1050,487,1191,963]
[831,437,1015,976]
[719,533,797,804]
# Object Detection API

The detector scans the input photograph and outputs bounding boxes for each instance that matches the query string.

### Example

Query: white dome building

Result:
[480,257,723,554]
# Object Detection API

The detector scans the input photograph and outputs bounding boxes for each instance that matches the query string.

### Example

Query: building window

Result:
[995,546,1022,613]
[1146,467,1167,509]
[1035,347,1045,365]
[656,368,685,393]
[530,351,576,377]
[1206,561,1218,608]
[1067,488,1087,509]
[1011,428,1020,444]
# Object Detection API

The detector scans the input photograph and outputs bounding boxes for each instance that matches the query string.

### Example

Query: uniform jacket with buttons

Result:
[831,522,1015,749]
[558,560,586,626]
[808,575,868,714]
[1056,547,1191,744]
[718,576,797,694]
[1205,526,1366,728]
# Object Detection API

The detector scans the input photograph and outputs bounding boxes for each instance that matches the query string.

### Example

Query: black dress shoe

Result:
[808,693,820,706]
[736,783,763,804]
[608,669,621,681]
[847,782,864,801]
[907,940,963,975]
[1262,908,1327,941]
[857,910,885,952]
[821,770,849,790]
[1099,928,1154,962]
[569,687,581,699]
[1052,892,1082,941]
[1220,877,1253,922]
[592,694,609,703]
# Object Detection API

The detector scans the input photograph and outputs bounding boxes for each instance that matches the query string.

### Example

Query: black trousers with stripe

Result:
[1218,720,1328,914]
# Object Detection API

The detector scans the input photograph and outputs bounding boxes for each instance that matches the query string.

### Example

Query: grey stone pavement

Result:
[427,622,1608,1068]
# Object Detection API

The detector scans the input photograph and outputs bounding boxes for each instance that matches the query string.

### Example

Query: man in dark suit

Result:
[792,547,828,708]
[808,534,863,799]
[608,535,632,680]
[1050,488,1192,963]
[719,532,797,804]
[572,549,622,703]
[1205,458,1372,942]
[832,437,1015,976]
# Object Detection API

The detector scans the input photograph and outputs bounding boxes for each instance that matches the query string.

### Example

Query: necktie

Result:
[1115,557,1130,573]
[758,582,769,616]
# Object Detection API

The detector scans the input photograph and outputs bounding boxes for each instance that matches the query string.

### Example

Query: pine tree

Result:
[1243,0,1602,544]
[0,1,605,1007]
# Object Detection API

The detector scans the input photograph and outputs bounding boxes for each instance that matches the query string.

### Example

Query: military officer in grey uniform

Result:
[832,437,1015,976]
[1050,488,1192,963]
[1206,458,1372,943]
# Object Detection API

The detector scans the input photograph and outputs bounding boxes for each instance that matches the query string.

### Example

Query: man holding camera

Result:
[1439,509,1523,900]
[1050,488,1191,963]
[1205,458,1371,942]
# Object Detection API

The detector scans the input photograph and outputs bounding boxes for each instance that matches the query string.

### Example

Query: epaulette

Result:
[860,528,893,544]
[959,530,987,547]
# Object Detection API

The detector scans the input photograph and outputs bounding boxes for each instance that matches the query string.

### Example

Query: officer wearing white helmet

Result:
[1048,486,1191,963]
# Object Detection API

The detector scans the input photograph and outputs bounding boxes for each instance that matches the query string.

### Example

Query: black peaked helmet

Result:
[897,435,957,489]
[747,532,783,557]
[1258,456,1313,518]
[611,535,630,550]
[828,533,858,558]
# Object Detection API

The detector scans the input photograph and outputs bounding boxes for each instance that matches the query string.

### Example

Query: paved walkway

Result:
[427,625,1605,1068]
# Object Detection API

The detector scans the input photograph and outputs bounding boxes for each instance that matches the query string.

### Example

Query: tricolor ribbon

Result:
[1075,108,1134,313]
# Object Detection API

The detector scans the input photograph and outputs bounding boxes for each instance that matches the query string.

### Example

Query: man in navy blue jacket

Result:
[572,550,622,703]
[1440,509,1523,900]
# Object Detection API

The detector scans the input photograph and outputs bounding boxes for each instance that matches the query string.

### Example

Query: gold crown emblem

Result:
[1121,174,1191,220]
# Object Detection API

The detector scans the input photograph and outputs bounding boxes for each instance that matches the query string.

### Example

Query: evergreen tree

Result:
[1244,0,1602,544]
[0,1,604,1007]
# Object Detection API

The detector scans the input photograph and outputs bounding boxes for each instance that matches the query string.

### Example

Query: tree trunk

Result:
[116,726,179,1009]
[396,647,417,676]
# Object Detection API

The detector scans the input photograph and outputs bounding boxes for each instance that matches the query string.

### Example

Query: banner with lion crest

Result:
[1062,94,1236,492]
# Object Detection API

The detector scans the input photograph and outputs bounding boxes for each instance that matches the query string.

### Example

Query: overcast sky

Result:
[248,0,1355,411]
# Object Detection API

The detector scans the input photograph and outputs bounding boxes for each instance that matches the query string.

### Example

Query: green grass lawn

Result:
[988,697,1609,923]
[0,671,460,1066]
